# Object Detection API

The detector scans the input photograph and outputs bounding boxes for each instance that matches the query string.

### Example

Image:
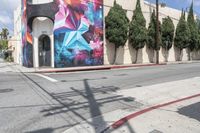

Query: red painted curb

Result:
[110,93,200,129]
[35,63,166,73]
[36,66,111,73]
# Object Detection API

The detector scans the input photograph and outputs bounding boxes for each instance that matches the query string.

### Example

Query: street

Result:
[0,58,200,133]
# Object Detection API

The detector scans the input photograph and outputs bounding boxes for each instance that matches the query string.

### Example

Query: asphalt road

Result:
[0,59,200,133]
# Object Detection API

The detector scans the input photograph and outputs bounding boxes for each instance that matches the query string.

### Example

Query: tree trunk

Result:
[150,49,154,63]
[165,48,168,62]
[179,49,182,61]
[188,49,191,61]
[134,49,139,64]
[113,46,117,64]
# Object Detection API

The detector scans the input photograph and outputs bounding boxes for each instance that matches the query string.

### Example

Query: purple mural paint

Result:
[54,0,104,67]
[21,0,104,68]
[21,0,33,67]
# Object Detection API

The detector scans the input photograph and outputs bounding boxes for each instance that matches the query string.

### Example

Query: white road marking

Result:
[35,73,58,82]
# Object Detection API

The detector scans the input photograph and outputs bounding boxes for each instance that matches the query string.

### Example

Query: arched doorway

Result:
[38,35,51,67]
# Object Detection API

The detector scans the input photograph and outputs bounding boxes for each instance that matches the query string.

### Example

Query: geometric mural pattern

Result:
[21,0,104,68]
[22,0,33,67]
[54,0,104,67]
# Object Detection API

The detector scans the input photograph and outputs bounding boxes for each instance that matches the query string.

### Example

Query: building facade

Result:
[20,0,103,68]
[12,0,200,68]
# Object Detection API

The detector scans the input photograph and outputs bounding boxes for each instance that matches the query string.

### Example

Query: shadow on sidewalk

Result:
[178,102,200,122]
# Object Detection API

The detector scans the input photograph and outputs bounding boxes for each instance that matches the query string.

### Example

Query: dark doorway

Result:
[38,35,51,67]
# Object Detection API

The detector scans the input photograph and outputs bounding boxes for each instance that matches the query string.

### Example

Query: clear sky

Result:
[0,0,200,36]
[0,0,20,35]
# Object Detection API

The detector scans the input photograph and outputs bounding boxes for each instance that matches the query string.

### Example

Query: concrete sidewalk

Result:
[1,59,166,73]
[1,57,200,73]
[63,77,200,133]
[35,63,166,73]
[35,60,200,73]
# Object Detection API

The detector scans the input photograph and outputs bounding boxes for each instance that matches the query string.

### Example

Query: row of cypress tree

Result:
[105,0,200,64]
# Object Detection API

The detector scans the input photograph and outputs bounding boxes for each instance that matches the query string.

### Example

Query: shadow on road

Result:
[22,73,142,133]
[41,79,122,133]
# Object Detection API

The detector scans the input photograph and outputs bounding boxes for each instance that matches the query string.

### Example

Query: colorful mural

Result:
[54,0,104,67]
[21,0,33,67]
[21,0,103,68]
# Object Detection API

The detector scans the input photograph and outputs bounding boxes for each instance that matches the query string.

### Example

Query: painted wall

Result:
[54,0,104,68]
[14,0,199,68]
[22,0,33,67]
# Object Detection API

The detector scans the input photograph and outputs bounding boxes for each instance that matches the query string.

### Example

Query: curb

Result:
[35,66,111,73]
[100,92,200,133]
[5,60,200,73]
[35,63,166,73]
[166,60,200,65]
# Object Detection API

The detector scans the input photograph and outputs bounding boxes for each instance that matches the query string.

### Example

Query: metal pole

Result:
[156,0,159,64]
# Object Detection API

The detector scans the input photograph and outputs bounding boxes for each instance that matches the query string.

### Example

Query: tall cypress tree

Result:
[147,10,162,62]
[161,16,175,62]
[105,0,129,64]
[198,18,200,50]
[129,0,147,63]
[197,18,200,29]
[187,2,199,60]
[174,10,190,61]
